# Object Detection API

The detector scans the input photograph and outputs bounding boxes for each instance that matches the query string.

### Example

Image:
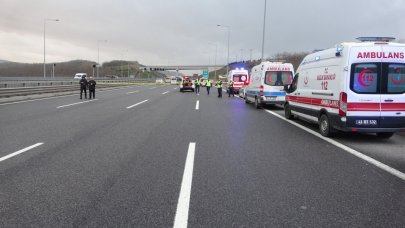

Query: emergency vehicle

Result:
[226,69,249,94]
[245,62,294,108]
[284,37,405,138]
[179,76,194,92]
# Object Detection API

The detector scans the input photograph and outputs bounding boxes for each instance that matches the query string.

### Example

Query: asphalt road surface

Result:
[1,85,404,227]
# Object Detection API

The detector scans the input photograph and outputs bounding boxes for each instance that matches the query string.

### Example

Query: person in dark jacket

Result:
[88,77,97,99]
[79,76,88,99]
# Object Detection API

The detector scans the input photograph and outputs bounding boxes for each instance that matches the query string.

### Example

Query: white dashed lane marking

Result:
[173,142,196,228]
[57,99,97,109]
[126,99,148,109]
[0,143,44,162]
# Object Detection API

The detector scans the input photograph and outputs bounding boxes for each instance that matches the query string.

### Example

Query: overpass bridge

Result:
[139,65,224,71]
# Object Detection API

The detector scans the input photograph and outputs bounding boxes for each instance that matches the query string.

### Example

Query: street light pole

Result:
[97,40,107,78]
[208,42,217,79]
[44,18,59,79]
[121,49,128,78]
[261,0,267,61]
[217,24,230,76]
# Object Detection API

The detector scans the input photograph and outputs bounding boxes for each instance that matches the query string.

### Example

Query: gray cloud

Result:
[1,0,404,66]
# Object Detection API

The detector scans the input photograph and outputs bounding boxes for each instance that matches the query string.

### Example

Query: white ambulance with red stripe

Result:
[284,37,405,138]
[245,62,294,108]
[226,68,249,94]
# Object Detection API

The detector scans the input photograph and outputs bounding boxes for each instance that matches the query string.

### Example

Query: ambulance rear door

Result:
[348,46,382,128]
[379,45,405,128]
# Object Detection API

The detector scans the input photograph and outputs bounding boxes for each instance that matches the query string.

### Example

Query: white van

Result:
[170,76,178,85]
[74,73,87,80]
[245,61,294,108]
[284,37,405,138]
[226,69,249,94]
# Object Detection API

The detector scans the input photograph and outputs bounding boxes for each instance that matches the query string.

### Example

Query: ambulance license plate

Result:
[355,119,378,126]
[266,96,276,101]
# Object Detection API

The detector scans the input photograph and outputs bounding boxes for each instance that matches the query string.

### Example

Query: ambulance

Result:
[284,37,405,138]
[226,68,249,94]
[245,62,294,108]
[179,76,194,92]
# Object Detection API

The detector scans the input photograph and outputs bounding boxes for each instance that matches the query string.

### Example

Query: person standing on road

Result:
[216,79,223,98]
[228,80,235,97]
[88,77,96,99]
[206,79,212,95]
[194,77,201,95]
[79,75,88,99]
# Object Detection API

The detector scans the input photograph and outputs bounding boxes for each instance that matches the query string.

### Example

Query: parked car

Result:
[74,73,87,79]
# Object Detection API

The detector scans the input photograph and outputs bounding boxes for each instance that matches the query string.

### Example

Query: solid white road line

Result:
[195,100,199,110]
[173,142,196,228]
[0,143,44,162]
[264,110,405,181]
[149,87,157,90]
[126,99,148,109]
[126,91,139,94]
[57,99,98,109]
[174,87,178,90]
[162,91,170,95]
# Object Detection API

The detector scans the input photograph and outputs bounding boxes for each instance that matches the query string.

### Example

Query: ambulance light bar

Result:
[356,37,395,42]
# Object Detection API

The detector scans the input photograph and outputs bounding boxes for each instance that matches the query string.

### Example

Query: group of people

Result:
[193,78,234,98]
[79,76,97,99]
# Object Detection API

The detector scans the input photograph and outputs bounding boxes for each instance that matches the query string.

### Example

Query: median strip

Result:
[126,99,148,109]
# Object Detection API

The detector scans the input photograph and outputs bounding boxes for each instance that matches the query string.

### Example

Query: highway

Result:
[0,84,404,227]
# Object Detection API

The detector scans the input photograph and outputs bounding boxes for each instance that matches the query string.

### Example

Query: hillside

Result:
[0,60,144,77]
[208,52,308,79]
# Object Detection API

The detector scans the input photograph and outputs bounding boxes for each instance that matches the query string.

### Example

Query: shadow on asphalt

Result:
[261,105,403,143]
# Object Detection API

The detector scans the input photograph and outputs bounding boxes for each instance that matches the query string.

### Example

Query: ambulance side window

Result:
[289,73,299,93]
[386,64,405,94]
[350,63,379,94]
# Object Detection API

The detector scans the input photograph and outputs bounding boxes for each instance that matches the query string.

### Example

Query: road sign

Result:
[203,69,209,79]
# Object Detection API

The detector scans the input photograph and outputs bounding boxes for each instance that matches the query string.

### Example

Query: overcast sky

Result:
[1,0,405,67]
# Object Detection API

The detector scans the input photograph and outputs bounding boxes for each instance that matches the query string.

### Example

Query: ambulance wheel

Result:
[376,132,394,139]
[255,97,262,109]
[245,97,250,104]
[284,104,294,120]
[180,88,183,92]
[319,114,333,137]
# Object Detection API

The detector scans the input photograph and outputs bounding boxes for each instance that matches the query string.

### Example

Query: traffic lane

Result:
[0,85,144,123]
[188,96,405,227]
[265,105,405,173]
[82,92,200,227]
[0,85,175,155]
[0,88,195,227]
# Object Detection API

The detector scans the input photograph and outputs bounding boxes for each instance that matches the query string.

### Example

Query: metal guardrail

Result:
[0,79,154,88]
[0,83,135,98]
